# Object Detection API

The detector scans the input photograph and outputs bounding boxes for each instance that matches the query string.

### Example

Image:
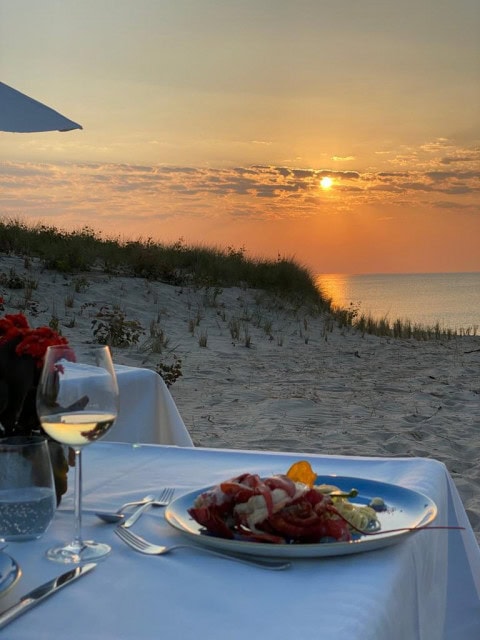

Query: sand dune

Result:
[1,253,479,540]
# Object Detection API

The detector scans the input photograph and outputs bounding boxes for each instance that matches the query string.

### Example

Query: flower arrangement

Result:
[0,311,73,503]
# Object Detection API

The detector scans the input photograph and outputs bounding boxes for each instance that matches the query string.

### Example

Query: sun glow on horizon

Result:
[320,176,333,189]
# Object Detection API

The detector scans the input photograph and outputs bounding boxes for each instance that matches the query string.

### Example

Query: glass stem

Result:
[73,448,83,550]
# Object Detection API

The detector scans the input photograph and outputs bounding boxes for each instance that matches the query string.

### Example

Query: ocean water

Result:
[315,272,480,332]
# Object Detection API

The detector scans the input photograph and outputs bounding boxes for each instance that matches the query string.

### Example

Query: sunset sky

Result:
[1,0,479,275]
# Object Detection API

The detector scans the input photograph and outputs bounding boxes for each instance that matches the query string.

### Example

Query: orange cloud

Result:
[1,139,478,273]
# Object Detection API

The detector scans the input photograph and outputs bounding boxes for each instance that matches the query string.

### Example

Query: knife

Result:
[0,562,96,630]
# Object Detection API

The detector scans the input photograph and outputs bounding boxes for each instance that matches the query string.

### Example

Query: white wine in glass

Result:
[36,345,119,563]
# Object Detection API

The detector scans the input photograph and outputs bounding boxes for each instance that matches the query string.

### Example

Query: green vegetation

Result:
[91,305,145,348]
[331,303,477,338]
[155,355,183,388]
[1,217,475,339]
[0,218,323,306]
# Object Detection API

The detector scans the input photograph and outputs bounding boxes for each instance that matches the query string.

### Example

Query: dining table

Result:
[105,364,193,447]
[1,442,479,639]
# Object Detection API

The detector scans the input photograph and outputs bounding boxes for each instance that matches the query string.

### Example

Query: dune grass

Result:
[332,305,477,338]
[0,217,474,339]
[0,217,325,304]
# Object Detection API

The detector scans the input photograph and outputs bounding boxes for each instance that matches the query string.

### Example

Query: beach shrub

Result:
[73,277,90,293]
[155,355,183,388]
[203,286,223,307]
[0,268,37,291]
[141,321,169,353]
[229,318,241,340]
[48,315,61,333]
[334,302,359,328]
[91,305,144,348]
[263,319,273,337]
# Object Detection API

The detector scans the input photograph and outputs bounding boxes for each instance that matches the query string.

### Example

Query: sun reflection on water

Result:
[315,273,351,308]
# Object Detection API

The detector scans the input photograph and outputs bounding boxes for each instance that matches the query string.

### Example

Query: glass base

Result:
[46,540,111,564]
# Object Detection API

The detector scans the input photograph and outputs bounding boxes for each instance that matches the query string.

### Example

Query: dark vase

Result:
[0,339,70,505]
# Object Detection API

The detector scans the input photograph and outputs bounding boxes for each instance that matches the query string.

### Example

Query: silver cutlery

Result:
[114,526,291,571]
[95,488,175,524]
[0,563,96,630]
[116,494,161,512]
[121,488,174,528]
[82,493,155,522]
[95,494,156,524]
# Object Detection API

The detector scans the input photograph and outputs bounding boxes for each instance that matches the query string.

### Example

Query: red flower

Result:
[0,313,29,346]
[0,313,30,331]
[0,312,73,504]
[0,313,71,367]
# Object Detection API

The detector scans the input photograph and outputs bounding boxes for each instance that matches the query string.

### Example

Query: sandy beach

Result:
[1,253,479,541]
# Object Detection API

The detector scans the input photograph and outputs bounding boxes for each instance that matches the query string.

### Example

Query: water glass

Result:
[0,436,56,541]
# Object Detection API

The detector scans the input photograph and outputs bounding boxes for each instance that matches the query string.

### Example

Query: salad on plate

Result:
[188,461,382,544]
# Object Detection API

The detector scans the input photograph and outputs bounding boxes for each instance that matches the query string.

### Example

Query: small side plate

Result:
[0,552,21,597]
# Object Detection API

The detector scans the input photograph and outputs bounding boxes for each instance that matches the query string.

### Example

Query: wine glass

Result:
[36,345,119,563]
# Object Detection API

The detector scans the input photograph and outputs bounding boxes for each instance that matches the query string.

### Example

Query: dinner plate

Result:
[0,551,21,596]
[165,475,438,558]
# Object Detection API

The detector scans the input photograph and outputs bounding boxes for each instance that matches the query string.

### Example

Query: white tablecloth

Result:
[2,444,479,639]
[105,365,193,447]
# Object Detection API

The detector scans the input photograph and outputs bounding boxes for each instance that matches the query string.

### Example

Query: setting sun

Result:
[320,176,333,189]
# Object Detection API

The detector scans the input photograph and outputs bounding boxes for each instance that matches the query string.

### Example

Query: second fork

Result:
[121,487,175,528]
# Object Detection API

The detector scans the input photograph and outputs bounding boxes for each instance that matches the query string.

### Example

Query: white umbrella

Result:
[0,81,82,133]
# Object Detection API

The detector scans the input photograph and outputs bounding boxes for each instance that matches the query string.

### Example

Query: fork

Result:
[95,488,175,524]
[122,488,175,528]
[114,526,291,571]
[111,495,156,514]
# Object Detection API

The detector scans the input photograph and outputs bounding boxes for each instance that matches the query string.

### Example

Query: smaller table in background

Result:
[104,364,193,446]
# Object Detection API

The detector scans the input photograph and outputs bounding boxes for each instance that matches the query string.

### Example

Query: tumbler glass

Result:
[0,436,56,541]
